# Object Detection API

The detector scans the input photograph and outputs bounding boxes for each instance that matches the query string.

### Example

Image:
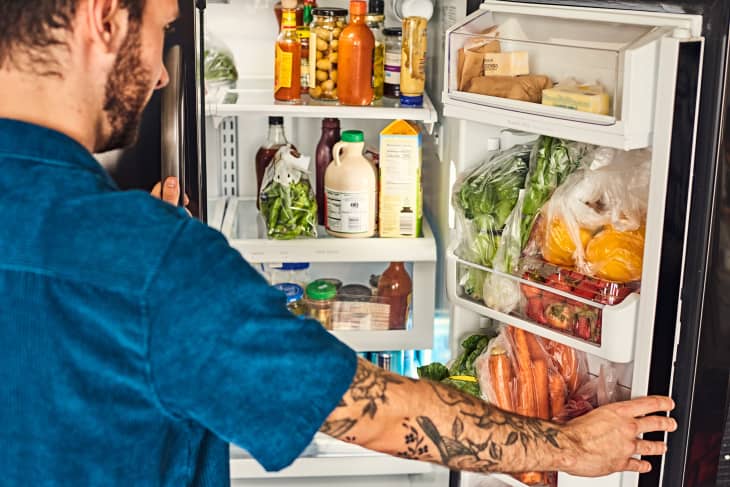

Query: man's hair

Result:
[0,0,146,76]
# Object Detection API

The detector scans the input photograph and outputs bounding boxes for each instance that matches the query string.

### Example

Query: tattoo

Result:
[320,418,358,438]
[397,418,430,458]
[349,363,403,419]
[425,380,477,407]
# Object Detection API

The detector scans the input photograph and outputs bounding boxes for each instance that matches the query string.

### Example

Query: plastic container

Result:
[400,16,427,102]
[338,1,375,106]
[324,130,378,238]
[384,27,402,98]
[265,262,311,286]
[308,7,348,100]
[305,280,338,329]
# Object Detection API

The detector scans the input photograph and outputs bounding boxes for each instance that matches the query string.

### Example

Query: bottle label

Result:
[384,52,401,84]
[326,188,371,233]
[275,44,293,91]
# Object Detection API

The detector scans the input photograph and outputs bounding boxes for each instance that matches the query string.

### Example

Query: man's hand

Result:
[323,358,677,477]
[560,396,676,476]
[151,177,190,211]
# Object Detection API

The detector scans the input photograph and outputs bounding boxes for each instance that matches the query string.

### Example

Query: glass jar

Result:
[365,13,385,101]
[308,8,348,101]
[305,280,338,329]
[274,282,307,317]
[383,27,402,98]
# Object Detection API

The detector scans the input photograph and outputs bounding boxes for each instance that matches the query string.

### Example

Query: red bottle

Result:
[315,118,340,225]
[338,0,375,106]
[377,262,412,330]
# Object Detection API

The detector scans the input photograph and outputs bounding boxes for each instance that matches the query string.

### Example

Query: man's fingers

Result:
[625,458,652,474]
[161,177,181,205]
[614,396,675,418]
[634,440,667,456]
[150,182,163,199]
[636,415,677,435]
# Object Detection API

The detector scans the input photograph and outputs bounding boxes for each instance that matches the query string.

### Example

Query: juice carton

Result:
[379,120,422,238]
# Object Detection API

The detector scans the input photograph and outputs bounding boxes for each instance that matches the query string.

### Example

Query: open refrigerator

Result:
[157,0,730,486]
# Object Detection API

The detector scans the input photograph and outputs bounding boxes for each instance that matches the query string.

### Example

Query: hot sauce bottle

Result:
[274,0,302,103]
[337,0,374,106]
[377,262,412,330]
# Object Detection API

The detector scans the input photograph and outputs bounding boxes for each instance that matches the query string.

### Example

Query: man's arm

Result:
[322,358,675,477]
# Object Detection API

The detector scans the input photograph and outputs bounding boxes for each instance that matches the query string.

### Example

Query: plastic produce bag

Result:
[475,326,588,486]
[537,148,651,282]
[555,361,627,423]
[259,146,318,240]
[453,145,531,300]
[204,33,238,101]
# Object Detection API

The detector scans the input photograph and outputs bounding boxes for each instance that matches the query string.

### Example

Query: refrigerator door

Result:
[160,0,207,220]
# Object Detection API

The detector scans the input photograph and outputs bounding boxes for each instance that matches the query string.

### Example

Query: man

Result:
[0,0,676,485]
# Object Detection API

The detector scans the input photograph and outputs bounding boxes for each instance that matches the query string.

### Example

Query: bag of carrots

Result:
[475,326,588,486]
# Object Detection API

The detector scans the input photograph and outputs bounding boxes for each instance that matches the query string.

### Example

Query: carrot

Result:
[489,347,515,412]
[548,341,579,395]
[532,358,550,420]
[548,368,567,420]
[509,327,537,417]
[515,472,545,485]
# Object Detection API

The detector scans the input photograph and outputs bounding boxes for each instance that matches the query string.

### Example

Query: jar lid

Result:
[319,278,343,290]
[338,284,373,301]
[306,280,338,300]
[368,0,384,14]
[269,116,284,125]
[312,7,348,17]
[341,130,364,143]
[383,27,402,36]
[274,283,304,303]
[400,94,424,107]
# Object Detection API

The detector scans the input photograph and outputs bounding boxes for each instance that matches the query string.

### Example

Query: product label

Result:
[384,52,401,85]
[379,133,422,237]
[326,188,371,234]
[275,44,293,91]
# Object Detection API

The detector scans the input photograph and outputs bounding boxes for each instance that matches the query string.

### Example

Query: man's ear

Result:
[84,0,129,54]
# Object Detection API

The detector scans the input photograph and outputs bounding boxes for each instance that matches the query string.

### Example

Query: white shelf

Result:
[446,248,640,363]
[206,78,438,126]
[229,442,433,480]
[221,198,438,265]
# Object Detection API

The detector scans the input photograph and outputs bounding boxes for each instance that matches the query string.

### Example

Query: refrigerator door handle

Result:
[161,44,185,206]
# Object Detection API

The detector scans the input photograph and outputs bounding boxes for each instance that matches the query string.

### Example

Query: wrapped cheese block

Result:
[542,79,611,115]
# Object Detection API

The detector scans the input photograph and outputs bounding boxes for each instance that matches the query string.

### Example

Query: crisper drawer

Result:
[442,0,702,150]
[446,248,640,363]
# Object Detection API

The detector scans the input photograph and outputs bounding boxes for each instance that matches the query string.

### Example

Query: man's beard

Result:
[97,24,153,153]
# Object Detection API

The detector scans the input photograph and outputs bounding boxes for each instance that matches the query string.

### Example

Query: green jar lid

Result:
[306,280,338,300]
[341,130,364,143]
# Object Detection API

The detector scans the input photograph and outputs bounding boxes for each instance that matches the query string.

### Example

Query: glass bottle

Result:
[297,1,314,94]
[315,118,340,225]
[377,262,412,330]
[274,1,301,103]
[400,16,427,107]
[255,117,288,204]
[337,0,374,106]
[365,1,385,101]
[383,27,402,98]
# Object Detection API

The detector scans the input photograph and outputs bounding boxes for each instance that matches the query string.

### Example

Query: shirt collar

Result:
[0,118,118,188]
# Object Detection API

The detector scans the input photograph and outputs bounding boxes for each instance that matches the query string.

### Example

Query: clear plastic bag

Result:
[259,146,318,240]
[537,148,651,282]
[204,33,238,101]
[555,360,627,423]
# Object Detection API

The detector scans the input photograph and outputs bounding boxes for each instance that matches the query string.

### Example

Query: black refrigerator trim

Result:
[196,0,208,223]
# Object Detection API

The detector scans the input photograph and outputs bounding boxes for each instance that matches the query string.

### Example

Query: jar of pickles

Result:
[309,8,347,101]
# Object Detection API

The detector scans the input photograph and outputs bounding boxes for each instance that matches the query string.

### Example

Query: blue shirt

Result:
[0,119,357,486]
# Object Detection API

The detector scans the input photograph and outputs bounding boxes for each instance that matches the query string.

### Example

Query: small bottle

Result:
[255,117,289,204]
[400,16,427,107]
[315,118,341,225]
[275,0,302,103]
[377,262,412,330]
[338,0,375,106]
[365,0,385,101]
[383,27,402,98]
[297,0,314,94]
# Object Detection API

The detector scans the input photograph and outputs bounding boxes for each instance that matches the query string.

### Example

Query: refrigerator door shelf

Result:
[206,78,438,128]
[443,1,702,150]
[446,248,640,363]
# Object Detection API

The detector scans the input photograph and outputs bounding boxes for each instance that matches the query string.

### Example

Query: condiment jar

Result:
[324,130,377,238]
[274,282,307,317]
[305,280,338,329]
[400,16,427,107]
[384,27,402,98]
[309,8,348,100]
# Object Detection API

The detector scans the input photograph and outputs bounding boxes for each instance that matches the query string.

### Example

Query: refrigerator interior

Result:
[201,1,704,486]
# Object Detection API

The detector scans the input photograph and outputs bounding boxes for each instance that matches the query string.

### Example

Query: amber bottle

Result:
[377,262,412,330]
[274,3,301,103]
[337,0,374,106]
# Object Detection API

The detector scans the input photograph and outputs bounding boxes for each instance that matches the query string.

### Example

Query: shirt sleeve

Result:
[145,219,357,472]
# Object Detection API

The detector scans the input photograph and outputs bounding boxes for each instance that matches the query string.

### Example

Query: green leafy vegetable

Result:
[418,333,493,398]
[260,177,318,240]
[417,363,450,382]
[204,48,238,83]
